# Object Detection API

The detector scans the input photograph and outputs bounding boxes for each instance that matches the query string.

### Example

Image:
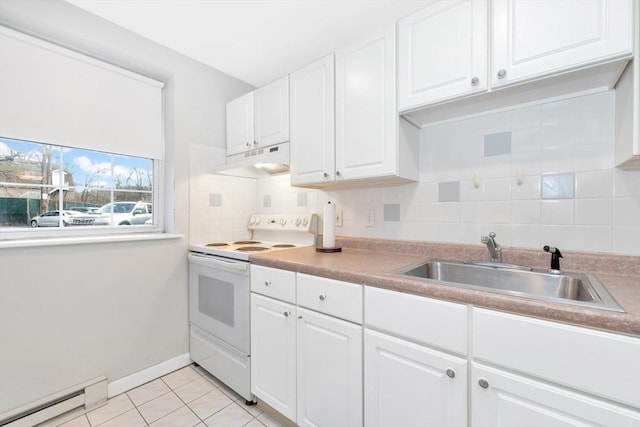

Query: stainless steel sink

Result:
[395,260,624,312]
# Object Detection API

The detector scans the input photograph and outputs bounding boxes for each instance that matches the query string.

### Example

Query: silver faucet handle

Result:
[489,232,496,239]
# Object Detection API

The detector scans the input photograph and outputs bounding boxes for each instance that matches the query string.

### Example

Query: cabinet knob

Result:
[446,368,456,378]
[478,378,489,389]
[254,141,258,146]
[471,77,479,86]
[323,172,329,178]
[336,171,341,177]
[319,294,327,301]
[246,142,251,147]
[264,281,270,287]
[497,69,507,79]
[284,311,291,317]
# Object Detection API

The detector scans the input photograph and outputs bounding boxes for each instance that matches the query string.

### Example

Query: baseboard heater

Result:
[0,376,107,427]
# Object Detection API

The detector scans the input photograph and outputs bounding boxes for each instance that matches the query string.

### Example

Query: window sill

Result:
[0,232,183,249]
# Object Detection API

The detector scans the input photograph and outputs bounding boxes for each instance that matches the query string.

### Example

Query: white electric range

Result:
[187,213,316,404]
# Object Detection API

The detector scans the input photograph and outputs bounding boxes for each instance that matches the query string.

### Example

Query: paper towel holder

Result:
[316,201,342,253]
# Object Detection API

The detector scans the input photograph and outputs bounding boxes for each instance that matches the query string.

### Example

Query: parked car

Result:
[69,206,99,214]
[94,201,153,226]
[30,210,97,227]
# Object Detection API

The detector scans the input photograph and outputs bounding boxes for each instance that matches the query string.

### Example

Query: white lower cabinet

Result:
[250,293,297,421]
[364,329,467,427]
[250,267,363,426]
[297,307,362,427]
[472,363,640,427]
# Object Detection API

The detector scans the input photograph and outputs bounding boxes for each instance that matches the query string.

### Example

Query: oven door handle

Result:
[188,253,249,272]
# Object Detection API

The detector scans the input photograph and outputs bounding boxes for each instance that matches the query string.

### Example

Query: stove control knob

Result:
[295,218,302,226]
[302,217,309,226]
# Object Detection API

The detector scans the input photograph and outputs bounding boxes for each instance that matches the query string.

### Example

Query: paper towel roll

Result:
[323,202,336,248]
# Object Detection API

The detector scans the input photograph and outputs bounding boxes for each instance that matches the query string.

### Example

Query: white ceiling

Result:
[65,0,434,87]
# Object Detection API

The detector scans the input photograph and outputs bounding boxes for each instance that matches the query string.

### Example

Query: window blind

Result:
[0,26,164,159]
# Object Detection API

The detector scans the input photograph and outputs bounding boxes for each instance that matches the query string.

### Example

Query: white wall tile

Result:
[483,201,511,224]
[613,226,640,254]
[574,199,613,225]
[511,224,541,248]
[541,225,575,250]
[574,226,612,253]
[575,171,613,198]
[541,200,574,225]
[483,178,512,201]
[512,200,541,224]
[511,175,540,200]
[614,197,640,226]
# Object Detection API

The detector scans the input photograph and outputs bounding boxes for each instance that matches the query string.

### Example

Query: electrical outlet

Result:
[366,209,375,227]
[335,210,343,227]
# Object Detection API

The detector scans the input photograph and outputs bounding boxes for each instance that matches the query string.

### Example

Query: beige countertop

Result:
[250,239,640,337]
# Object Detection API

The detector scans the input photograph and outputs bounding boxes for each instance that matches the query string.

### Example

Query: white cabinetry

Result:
[364,329,467,427]
[254,75,289,146]
[364,286,468,427]
[472,308,640,425]
[291,29,419,189]
[472,363,640,427]
[250,265,297,421]
[250,267,363,426]
[492,0,633,88]
[226,91,254,156]
[250,293,296,421]
[297,307,362,427]
[290,54,335,186]
[226,75,289,157]
[398,0,633,119]
[398,0,487,110]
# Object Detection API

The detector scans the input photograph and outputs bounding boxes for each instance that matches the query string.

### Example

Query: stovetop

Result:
[189,213,316,261]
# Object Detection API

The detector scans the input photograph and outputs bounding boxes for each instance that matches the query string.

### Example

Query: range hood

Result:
[214,142,290,178]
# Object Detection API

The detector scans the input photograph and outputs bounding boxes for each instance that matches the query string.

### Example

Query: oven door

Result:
[188,253,250,354]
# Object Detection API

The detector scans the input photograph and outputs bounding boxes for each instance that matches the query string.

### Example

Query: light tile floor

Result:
[56,365,285,427]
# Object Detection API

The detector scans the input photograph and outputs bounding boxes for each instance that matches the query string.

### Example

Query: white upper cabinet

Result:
[225,91,254,156]
[290,54,336,186]
[398,0,488,111]
[336,27,401,182]
[292,29,419,189]
[492,0,634,88]
[254,75,289,146]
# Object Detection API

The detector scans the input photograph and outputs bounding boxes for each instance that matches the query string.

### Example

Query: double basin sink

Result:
[395,260,623,312]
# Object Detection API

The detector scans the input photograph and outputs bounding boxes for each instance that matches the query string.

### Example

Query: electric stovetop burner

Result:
[271,244,296,248]
[236,246,269,252]
[206,243,229,247]
[234,240,261,245]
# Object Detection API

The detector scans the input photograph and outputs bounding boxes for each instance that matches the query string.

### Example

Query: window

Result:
[0,137,155,233]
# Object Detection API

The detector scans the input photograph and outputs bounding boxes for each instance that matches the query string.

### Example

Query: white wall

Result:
[245,90,640,255]
[0,0,253,413]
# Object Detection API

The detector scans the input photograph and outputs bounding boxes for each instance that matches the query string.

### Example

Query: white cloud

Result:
[0,142,10,156]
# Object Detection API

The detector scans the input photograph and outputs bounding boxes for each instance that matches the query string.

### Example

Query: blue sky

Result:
[0,137,152,189]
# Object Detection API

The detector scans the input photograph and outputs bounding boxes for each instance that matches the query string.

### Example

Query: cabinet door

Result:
[335,27,398,181]
[254,75,289,146]
[297,307,362,427]
[492,0,633,87]
[364,329,467,427]
[226,91,254,155]
[290,54,335,186]
[250,294,296,422]
[472,363,640,427]
[398,0,487,111]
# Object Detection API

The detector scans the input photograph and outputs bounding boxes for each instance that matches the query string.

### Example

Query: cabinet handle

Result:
[284,311,291,317]
[446,368,456,378]
[471,77,479,86]
[319,294,326,301]
[254,141,258,146]
[497,69,507,79]
[264,281,270,287]
[336,171,341,177]
[298,315,303,319]
[246,142,251,147]
[478,378,489,389]
[323,172,329,178]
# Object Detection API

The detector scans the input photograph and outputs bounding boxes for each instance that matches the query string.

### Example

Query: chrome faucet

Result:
[481,232,502,263]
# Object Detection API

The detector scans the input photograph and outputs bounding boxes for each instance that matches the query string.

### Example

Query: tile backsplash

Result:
[199,90,640,255]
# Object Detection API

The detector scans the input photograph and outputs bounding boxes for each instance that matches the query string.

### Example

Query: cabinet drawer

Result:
[365,286,468,355]
[297,273,362,324]
[473,308,640,408]
[250,265,296,303]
